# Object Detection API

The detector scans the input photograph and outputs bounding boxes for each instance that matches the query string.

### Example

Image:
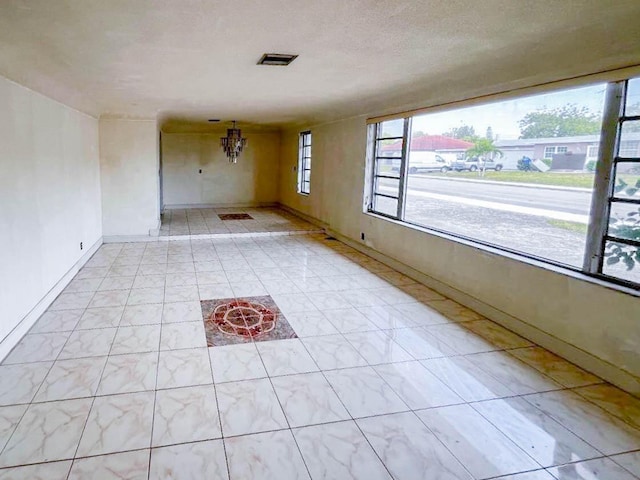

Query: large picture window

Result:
[366,78,640,287]
[298,131,312,195]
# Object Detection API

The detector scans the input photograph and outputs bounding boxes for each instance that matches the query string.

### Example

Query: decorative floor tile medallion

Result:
[218,213,253,220]
[201,296,297,346]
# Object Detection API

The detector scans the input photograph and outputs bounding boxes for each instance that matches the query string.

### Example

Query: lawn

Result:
[429,171,640,189]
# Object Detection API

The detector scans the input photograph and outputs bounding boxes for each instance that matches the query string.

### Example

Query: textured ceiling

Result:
[1,0,639,127]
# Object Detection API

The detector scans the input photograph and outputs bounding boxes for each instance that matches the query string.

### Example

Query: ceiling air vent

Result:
[257,53,298,66]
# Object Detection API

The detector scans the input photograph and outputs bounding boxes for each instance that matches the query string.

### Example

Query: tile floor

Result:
[159,207,320,236]
[0,233,639,479]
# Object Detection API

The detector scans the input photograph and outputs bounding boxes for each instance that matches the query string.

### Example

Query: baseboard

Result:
[0,237,103,363]
[163,202,278,210]
[277,203,330,230]
[328,228,640,396]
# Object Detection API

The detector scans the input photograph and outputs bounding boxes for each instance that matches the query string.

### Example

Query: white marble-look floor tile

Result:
[271,372,350,427]
[68,449,150,480]
[164,285,200,303]
[76,306,124,330]
[384,327,456,359]
[547,457,637,480]
[610,451,640,478]
[198,283,234,300]
[465,351,562,395]
[323,366,408,418]
[97,352,158,395]
[391,302,454,327]
[58,328,117,359]
[322,308,379,333]
[301,335,368,370]
[149,440,228,480]
[160,321,207,350]
[494,471,556,480]
[127,287,165,306]
[572,384,640,429]
[161,301,203,323]
[133,274,166,289]
[256,339,319,376]
[156,348,213,389]
[424,323,496,355]
[0,460,72,480]
[98,276,135,291]
[421,356,515,402]
[209,343,267,383]
[3,332,69,364]
[89,290,130,309]
[357,305,419,329]
[225,430,309,480]
[34,356,107,402]
[374,361,463,409]
[357,412,473,480]
[77,392,154,457]
[30,310,83,333]
[508,347,602,389]
[294,421,391,480]
[216,378,288,437]
[165,272,198,287]
[0,362,52,406]
[416,404,540,479]
[0,405,28,452]
[0,398,92,467]
[121,303,163,326]
[49,292,94,311]
[152,385,221,446]
[524,390,640,455]
[343,331,413,365]
[472,397,601,467]
[283,311,339,337]
[196,271,229,284]
[110,325,161,355]
[65,277,104,293]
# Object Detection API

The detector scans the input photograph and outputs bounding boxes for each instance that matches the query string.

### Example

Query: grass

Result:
[548,219,588,234]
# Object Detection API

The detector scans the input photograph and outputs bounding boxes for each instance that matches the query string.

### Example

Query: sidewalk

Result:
[419,174,593,193]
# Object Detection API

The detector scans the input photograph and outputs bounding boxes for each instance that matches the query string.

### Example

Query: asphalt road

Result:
[402,175,592,215]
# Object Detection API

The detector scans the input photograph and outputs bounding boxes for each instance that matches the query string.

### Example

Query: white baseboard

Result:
[325,228,640,396]
[0,237,103,363]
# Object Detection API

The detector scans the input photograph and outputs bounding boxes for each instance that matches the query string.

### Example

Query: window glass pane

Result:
[377,119,404,138]
[303,170,311,182]
[607,202,640,242]
[374,177,400,196]
[619,121,640,157]
[373,195,398,217]
[403,83,605,268]
[626,78,640,117]
[303,145,311,157]
[612,164,640,200]
[603,240,640,283]
[375,158,400,176]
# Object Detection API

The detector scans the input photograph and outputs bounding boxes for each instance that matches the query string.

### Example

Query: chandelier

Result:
[220,121,247,163]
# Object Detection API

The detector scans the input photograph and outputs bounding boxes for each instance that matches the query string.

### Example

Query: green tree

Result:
[518,104,601,139]
[466,138,504,176]
[444,124,477,141]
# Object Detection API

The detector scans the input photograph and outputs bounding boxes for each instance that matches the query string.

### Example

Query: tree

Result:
[444,124,477,141]
[466,138,504,176]
[518,104,601,139]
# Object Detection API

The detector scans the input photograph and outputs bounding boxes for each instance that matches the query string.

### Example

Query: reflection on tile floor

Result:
[0,232,639,479]
[201,296,297,346]
[160,206,320,236]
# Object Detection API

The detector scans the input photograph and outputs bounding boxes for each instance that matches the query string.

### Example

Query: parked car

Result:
[452,157,503,172]
[406,152,452,173]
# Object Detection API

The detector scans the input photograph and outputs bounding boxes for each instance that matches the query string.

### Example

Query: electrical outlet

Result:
[80,242,83,250]
[361,232,365,241]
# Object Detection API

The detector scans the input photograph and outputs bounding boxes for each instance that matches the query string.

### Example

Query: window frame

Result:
[297,131,312,195]
[365,77,640,290]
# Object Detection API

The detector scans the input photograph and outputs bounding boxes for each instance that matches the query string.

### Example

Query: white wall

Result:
[161,132,280,208]
[279,116,640,394]
[100,118,160,237]
[0,75,102,344]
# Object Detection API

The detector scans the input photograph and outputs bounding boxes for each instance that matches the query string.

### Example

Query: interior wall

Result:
[100,118,160,237]
[161,131,280,208]
[279,116,640,394]
[0,75,102,344]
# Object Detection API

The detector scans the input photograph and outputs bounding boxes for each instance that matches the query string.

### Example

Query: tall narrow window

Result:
[298,131,312,195]
[600,77,640,283]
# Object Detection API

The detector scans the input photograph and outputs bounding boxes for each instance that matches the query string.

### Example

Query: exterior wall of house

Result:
[161,131,281,208]
[279,116,640,394]
[0,75,102,355]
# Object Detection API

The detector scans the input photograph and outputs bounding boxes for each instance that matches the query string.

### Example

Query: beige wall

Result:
[279,116,640,394]
[161,132,280,208]
[0,75,102,348]
[100,118,160,237]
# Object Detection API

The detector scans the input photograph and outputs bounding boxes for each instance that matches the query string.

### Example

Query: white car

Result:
[406,152,451,173]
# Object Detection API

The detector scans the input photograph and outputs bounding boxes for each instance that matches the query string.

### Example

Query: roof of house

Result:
[382,135,474,151]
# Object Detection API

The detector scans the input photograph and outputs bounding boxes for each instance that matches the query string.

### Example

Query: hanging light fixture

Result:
[220,121,247,163]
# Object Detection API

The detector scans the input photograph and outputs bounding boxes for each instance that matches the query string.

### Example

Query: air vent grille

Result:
[257,53,298,66]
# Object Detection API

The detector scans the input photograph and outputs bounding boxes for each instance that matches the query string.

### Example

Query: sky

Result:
[410,83,608,140]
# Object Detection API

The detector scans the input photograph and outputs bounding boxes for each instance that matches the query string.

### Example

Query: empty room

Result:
[1,1,640,479]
